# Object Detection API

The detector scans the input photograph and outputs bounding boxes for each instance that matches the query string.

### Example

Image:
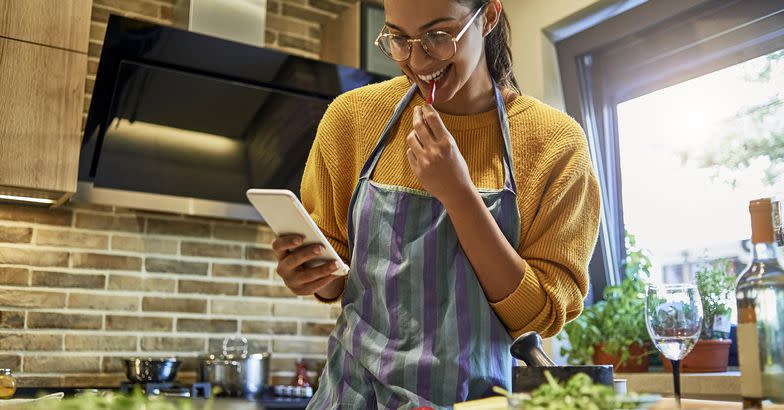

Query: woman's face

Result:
[382,0,490,105]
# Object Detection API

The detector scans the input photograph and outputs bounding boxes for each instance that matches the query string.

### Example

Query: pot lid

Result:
[205,336,271,361]
[221,335,249,360]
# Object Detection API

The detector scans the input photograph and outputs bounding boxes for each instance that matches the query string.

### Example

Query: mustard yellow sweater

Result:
[301,76,600,338]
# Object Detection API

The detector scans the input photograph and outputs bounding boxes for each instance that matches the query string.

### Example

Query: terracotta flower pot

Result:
[661,339,731,373]
[592,343,650,373]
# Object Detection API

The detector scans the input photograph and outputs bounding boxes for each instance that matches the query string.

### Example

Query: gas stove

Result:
[119,381,211,398]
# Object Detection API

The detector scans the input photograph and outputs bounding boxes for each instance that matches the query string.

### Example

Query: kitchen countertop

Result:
[617,370,741,401]
[11,388,310,410]
[180,398,307,410]
[651,398,784,409]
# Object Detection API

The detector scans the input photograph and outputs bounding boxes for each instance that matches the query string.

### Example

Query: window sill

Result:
[617,369,740,401]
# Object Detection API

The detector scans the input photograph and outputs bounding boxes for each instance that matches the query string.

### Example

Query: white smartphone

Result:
[246,189,349,276]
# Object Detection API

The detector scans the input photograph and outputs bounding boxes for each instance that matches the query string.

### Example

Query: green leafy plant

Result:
[509,371,644,410]
[695,260,736,340]
[28,387,206,410]
[559,233,651,366]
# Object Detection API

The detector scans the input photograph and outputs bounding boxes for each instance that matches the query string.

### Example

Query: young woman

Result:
[272,0,600,408]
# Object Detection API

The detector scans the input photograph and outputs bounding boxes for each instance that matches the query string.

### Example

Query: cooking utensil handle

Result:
[510,331,557,366]
[155,388,192,398]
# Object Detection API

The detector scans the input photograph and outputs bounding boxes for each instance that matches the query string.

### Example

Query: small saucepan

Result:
[199,336,270,398]
[124,357,180,383]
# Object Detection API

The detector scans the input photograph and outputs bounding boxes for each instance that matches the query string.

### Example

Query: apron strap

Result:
[359,84,419,180]
[348,81,519,250]
[492,81,517,194]
[360,82,517,194]
[347,84,416,254]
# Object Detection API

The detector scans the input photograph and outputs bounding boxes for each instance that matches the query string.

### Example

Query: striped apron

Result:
[307,82,520,410]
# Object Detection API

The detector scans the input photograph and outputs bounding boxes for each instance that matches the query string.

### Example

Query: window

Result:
[361,3,401,78]
[556,0,784,297]
[617,50,783,283]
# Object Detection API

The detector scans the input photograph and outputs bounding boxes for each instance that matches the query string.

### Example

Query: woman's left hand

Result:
[406,104,475,206]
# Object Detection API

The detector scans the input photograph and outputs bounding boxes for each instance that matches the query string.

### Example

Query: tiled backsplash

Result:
[0,202,339,387]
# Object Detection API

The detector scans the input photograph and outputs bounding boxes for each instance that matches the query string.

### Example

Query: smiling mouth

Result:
[417,65,449,82]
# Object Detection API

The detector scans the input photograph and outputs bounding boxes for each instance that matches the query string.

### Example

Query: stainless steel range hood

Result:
[173,0,267,47]
[75,181,262,220]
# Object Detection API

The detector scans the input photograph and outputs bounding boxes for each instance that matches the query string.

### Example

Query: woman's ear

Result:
[483,0,502,37]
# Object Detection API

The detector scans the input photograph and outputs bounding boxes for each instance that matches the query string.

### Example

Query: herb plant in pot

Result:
[661,260,736,373]
[560,234,652,373]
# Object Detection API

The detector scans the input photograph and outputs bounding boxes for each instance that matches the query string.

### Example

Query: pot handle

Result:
[223,335,249,357]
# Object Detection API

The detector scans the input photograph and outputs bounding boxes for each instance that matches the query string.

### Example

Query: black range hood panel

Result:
[80,15,388,216]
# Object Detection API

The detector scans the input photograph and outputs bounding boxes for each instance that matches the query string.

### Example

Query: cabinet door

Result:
[0,38,86,198]
[0,0,91,52]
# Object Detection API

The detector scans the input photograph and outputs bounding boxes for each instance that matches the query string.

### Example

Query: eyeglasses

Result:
[375,3,487,62]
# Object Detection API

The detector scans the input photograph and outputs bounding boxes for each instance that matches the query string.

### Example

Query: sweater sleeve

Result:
[491,120,601,338]
[300,94,357,303]
[301,142,350,263]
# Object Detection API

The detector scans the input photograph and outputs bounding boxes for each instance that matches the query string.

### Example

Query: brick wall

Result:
[84,0,356,128]
[0,0,362,388]
[0,202,341,387]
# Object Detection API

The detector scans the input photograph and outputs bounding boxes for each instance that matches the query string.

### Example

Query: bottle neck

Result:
[751,241,779,261]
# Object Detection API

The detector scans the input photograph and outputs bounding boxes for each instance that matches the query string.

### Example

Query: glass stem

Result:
[672,359,682,408]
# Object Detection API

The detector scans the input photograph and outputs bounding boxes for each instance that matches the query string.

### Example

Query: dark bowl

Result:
[512,365,614,392]
[124,357,180,383]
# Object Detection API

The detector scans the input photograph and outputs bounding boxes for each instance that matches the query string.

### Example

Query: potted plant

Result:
[560,233,652,372]
[661,260,736,372]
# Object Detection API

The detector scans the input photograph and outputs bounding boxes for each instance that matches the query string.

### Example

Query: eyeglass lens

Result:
[380,31,456,61]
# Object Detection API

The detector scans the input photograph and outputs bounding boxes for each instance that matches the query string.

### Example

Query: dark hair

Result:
[457,0,520,94]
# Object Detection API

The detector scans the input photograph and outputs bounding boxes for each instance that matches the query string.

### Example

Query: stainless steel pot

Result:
[199,336,270,397]
[124,357,180,383]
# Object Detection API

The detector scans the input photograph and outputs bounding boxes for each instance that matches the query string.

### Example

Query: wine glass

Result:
[645,284,703,408]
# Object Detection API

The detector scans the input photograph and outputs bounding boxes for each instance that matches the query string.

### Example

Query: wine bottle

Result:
[736,198,784,408]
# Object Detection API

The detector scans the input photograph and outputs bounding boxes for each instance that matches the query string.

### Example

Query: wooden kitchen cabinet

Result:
[0,0,90,205]
[0,37,86,204]
[321,2,361,68]
[0,0,91,52]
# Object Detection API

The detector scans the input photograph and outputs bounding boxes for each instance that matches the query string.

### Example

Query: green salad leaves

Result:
[506,372,650,410]
[24,388,203,410]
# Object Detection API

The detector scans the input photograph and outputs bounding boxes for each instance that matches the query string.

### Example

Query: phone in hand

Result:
[246,189,349,276]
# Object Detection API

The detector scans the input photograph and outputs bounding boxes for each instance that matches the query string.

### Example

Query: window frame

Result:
[555,0,784,299]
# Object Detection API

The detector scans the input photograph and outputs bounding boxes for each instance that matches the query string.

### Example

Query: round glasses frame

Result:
[374,3,488,62]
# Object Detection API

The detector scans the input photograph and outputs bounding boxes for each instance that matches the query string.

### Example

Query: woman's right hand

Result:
[271,234,344,296]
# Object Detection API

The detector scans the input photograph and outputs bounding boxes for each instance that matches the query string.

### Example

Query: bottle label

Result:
[737,321,763,398]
